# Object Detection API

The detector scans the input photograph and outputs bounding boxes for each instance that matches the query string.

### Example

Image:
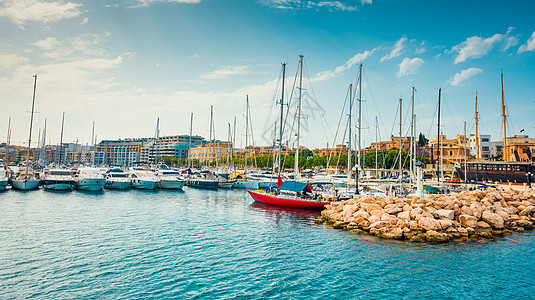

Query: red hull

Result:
[247,190,329,210]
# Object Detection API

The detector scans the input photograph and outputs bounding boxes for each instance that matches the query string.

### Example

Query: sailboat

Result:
[247,56,333,210]
[234,96,261,189]
[11,75,41,191]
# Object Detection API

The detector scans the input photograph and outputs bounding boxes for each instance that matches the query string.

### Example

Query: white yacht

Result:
[73,167,106,191]
[0,164,9,191]
[105,168,131,190]
[42,168,74,191]
[156,170,185,190]
[11,167,41,191]
[129,170,160,190]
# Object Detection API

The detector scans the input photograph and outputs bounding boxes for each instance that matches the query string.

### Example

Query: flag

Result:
[277,176,284,189]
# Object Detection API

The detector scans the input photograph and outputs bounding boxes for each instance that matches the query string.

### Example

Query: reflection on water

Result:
[0,188,534,299]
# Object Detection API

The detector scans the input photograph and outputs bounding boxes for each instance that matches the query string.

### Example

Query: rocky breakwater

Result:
[318,189,535,243]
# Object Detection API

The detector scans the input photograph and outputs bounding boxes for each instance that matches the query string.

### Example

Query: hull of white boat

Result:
[11,179,40,191]
[105,180,131,190]
[233,181,259,189]
[44,182,73,191]
[0,179,9,191]
[75,178,106,191]
[159,180,185,190]
[131,179,159,190]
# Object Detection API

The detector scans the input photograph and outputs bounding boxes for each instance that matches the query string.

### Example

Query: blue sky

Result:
[1,0,535,150]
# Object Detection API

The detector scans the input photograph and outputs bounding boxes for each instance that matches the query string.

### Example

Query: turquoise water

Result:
[1,188,534,299]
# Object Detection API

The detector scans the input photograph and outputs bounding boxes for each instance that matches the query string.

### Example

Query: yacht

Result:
[129,170,160,190]
[11,167,41,191]
[156,169,186,190]
[105,168,131,190]
[0,164,9,191]
[73,167,106,191]
[42,168,75,191]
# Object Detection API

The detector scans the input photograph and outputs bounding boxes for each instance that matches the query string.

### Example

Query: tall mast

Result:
[278,63,286,176]
[232,116,237,175]
[399,98,403,191]
[464,121,468,182]
[501,69,507,161]
[6,117,11,163]
[188,113,193,168]
[357,64,362,194]
[294,55,303,179]
[348,83,352,188]
[437,88,441,182]
[375,116,378,175]
[40,118,47,164]
[245,96,249,174]
[475,91,479,161]
[58,111,65,165]
[27,75,37,173]
[91,121,95,147]
[410,86,415,181]
[209,106,213,167]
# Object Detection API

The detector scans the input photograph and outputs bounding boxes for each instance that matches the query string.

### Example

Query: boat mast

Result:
[464,121,468,182]
[501,69,507,161]
[58,111,65,165]
[437,88,441,182]
[348,83,352,189]
[357,64,362,194]
[375,116,378,176]
[40,118,47,164]
[26,75,37,175]
[6,117,11,163]
[399,98,403,192]
[209,106,213,167]
[245,96,249,175]
[278,63,286,176]
[294,55,303,179]
[232,117,237,175]
[91,121,95,147]
[188,113,193,168]
[410,86,415,181]
[475,91,479,161]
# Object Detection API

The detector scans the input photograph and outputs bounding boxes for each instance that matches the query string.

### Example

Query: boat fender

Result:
[255,189,264,193]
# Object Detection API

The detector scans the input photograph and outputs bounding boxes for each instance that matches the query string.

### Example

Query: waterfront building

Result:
[503,135,535,162]
[429,135,470,169]
[94,138,151,167]
[189,142,231,163]
[467,134,503,160]
[313,144,348,157]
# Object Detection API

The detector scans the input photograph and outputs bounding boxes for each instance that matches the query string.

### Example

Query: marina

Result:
[1,188,534,299]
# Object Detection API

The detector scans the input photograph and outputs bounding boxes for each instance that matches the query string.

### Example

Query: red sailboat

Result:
[247,179,331,210]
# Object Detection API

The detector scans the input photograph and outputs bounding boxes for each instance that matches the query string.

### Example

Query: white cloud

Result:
[200,66,251,79]
[0,54,30,70]
[397,57,424,77]
[380,36,407,62]
[190,54,200,59]
[448,67,482,86]
[312,47,378,81]
[32,32,111,59]
[261,0,358,11]
[0,0,82,25]
[135,0,201,7]
[451,30,514,63]
[518,31,535,54]
[361,0,372,4]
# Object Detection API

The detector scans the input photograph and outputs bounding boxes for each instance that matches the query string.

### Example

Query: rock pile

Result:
[318,188,535,243]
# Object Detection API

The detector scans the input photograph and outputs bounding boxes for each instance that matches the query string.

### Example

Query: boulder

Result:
[425,230,450,243]
[436,209,455,220]
[476,221,491,229]
[519,206,535,217]
[439,219,453,229]
[369,221,390,230]
[397,211,411,220]
[482,210,504,229]
[459,214,478,228]
[361,203,383,213]
[384,205,403,214]
[461,206,474,216]
[418,217,442,231]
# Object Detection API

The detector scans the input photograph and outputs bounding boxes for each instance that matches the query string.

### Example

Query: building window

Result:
[482,146,489,151]
[482,138,489,142]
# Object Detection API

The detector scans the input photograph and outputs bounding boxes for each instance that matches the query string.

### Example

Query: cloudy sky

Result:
[1,0,535,149]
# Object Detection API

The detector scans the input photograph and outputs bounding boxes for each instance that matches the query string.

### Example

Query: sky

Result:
[1,0,535,150]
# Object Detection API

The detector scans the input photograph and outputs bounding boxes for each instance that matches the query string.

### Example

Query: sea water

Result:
[1,188,534,299]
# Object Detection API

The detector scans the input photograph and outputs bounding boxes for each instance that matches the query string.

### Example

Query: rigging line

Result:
[389,99,400,140]
[261,69,283,144]
[442,91,463,139]
[302,61,333,144]
[504,75,535,104]
[427,101,438,140]
[327,86,350,169]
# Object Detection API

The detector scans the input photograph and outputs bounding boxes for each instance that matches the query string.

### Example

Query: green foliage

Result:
[418,133,428,147]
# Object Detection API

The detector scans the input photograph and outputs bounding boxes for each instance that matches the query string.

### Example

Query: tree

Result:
[418,133,428,147]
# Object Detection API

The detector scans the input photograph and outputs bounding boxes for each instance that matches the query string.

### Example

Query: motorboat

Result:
[105,168,131,190]
[129,170,160,190]
[73,167,106,191]
[42,168,75,191]
[156,169,186,190]
[186,171,219,190]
